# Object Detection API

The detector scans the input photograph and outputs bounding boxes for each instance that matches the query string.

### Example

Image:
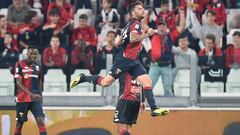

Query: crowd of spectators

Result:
[0,0,239,94]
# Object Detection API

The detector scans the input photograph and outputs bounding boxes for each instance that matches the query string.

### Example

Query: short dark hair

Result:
[158,20,167,26]
[161,0,169,5]
[233,31,240,37]
[205,34,216,43]
[206,10,216,16]
[24,10,37,23]
[0,14,5,20]
[127,1,143,15]
[178,34,189,40]
[101,0,112,4]
[79,14,88,20]
[49,8,60,16]
[107,30,116,37]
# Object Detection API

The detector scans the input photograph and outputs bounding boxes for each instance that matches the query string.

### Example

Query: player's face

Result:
[179,38,189,49]
[205,39,215,49]
[27,49,38,64]
[133,5,145,20]
[0,17,7,28]
[161,4,169,12]
[157,24,167,35]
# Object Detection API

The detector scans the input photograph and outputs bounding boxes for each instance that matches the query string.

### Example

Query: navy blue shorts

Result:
[113,99,140,125]
[16,102,45,122]
[109,57,146,79]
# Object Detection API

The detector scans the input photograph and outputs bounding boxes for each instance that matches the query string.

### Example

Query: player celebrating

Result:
[71,1,169,116]
[14,47,47,135]
[114,73,146,135]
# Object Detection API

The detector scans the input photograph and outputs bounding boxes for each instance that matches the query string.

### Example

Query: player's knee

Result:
[101,80,112,87]
[36,117,45,126]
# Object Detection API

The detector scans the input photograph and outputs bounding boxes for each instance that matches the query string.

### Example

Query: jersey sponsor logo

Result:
[24,74,39,79]
[22,69,34,73]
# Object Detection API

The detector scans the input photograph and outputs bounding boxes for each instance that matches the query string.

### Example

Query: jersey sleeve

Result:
[14,62,23,79]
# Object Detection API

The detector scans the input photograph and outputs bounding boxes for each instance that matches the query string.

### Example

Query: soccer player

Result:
[14,47,47,135]
[114,73,145,135]
[71,1,169,116]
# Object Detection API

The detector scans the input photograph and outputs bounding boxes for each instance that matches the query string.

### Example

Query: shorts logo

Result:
[19,112,24,117]
[115,69,122,76]
[114,110,119,122]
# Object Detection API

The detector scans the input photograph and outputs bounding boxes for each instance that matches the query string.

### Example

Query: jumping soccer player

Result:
[71,1,169,116]
[14,47,47,135]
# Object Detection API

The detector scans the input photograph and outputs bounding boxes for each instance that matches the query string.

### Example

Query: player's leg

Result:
[71,60,125,88]
[30,102,47,135]
[131,62,169,116]
[117,124,131,135]
[136,74,170,116]
[14,102,29,135]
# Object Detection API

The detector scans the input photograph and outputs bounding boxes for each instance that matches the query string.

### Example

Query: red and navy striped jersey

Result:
[119,18,143,60]
[14,60,42,102]
[118,73,142,101]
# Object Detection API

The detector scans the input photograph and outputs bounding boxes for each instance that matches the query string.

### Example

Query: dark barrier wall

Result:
[0,110,240,135]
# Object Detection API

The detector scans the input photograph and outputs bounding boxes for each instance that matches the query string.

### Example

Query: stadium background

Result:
[1,0,240,135]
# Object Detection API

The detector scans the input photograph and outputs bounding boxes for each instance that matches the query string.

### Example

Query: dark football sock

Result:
[86,75,103,85]
[143,86,157,110]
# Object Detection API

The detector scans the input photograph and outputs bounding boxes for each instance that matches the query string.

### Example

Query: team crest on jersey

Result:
[135,24,140,30]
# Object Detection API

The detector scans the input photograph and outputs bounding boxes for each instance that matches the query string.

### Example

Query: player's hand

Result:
[147,28,155,37]
[140,102,146,112]
[30,93,42,100]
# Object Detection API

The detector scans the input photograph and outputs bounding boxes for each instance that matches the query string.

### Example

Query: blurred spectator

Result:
[47,0,74,26]
[172,34,201,85]
[0,1,12,8]
[0,15,8,38]
[71,14,98,52]
[226,31,240,71]
[0,33,19,69]
[74,0,92,11]
[42,8,69,49]
[96,0,119,39]
[227,0,240,8]
[148,9,185,96]
[207,0,226,27]
[27,0,50,21]
[42,36,67,74]
[94,31,119,74]
[7,0,31,27]
[198,34,223,70]
[180,0,210,24]
[70,14,98,74]
[155,0,178,30]
[17,11,42,52]
[193,10,223,48]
